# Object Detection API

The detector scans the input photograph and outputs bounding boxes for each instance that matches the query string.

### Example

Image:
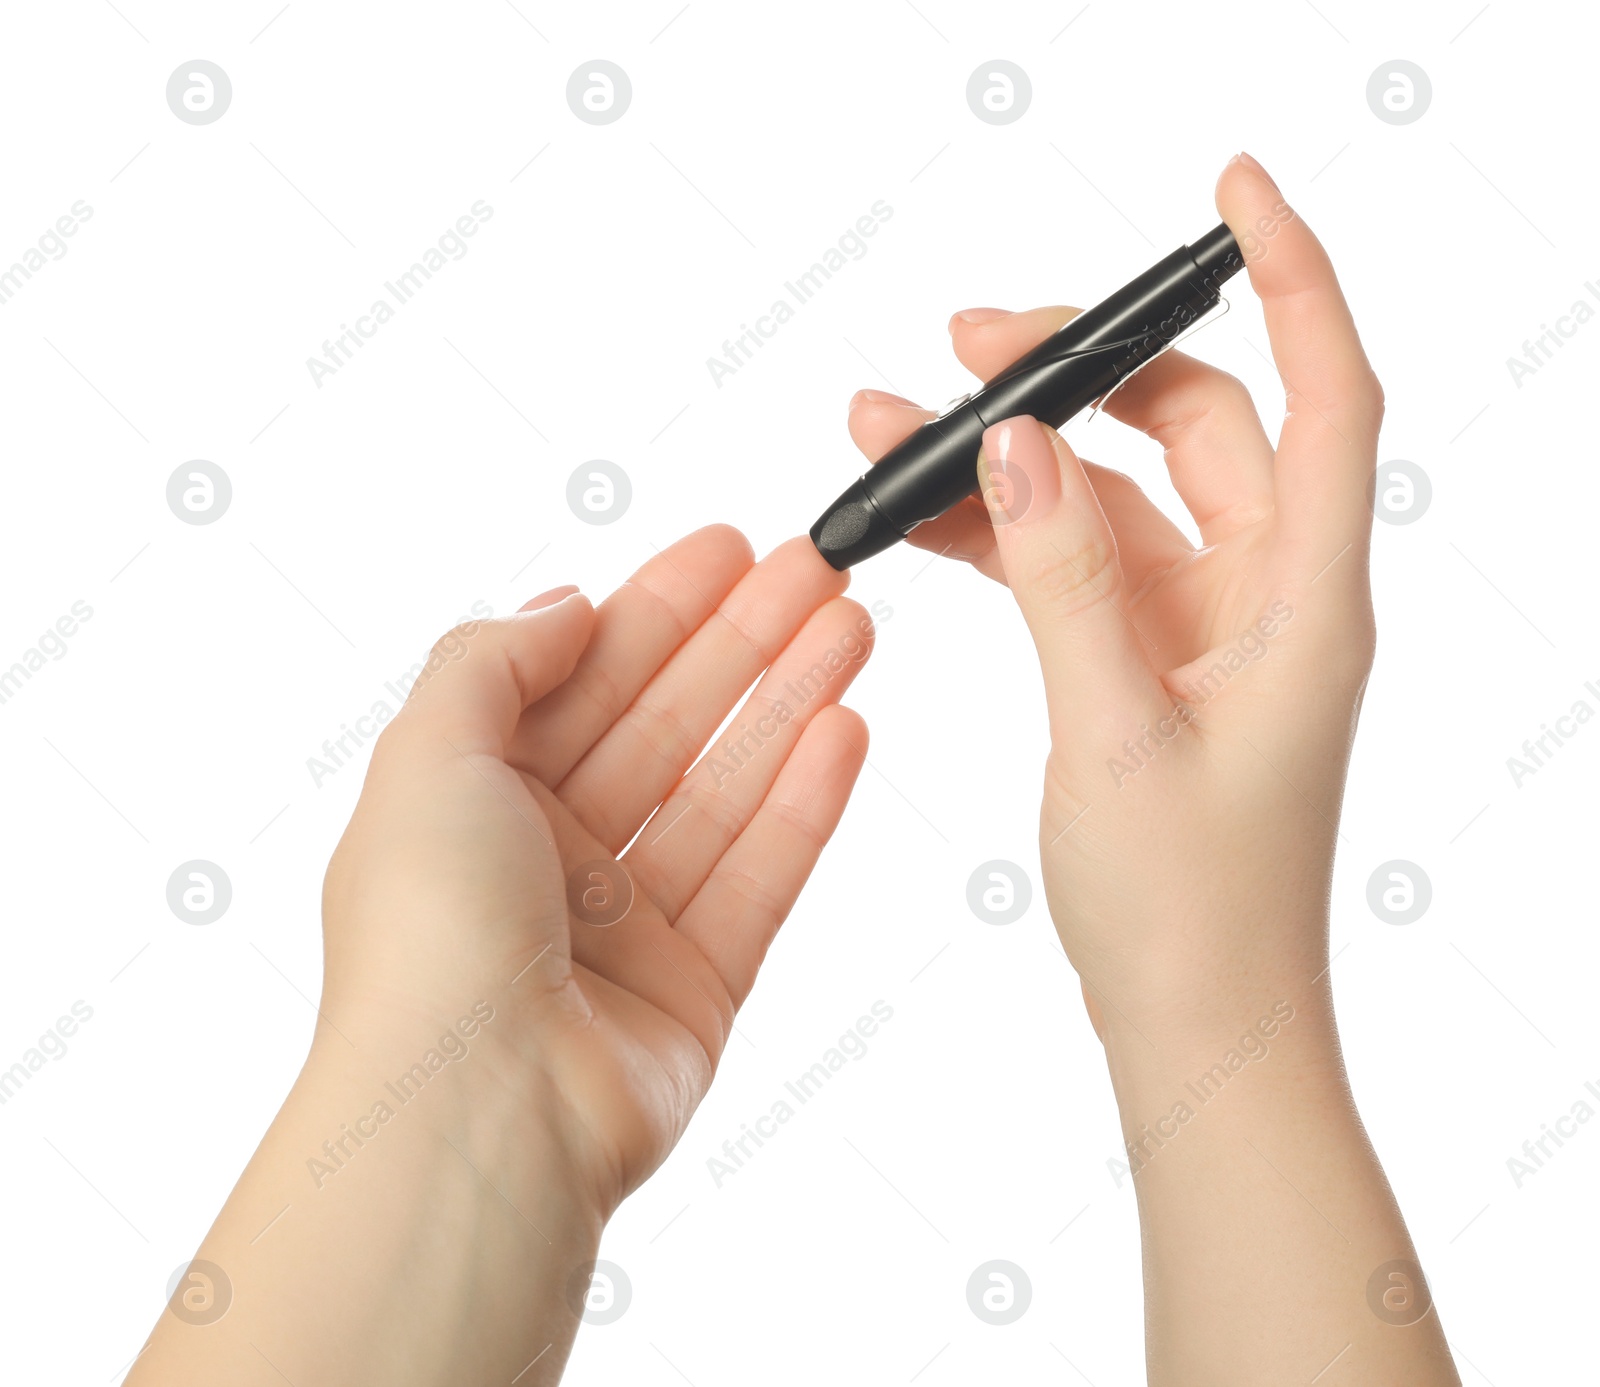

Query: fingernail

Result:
[977,416,1059,525]
[1236,151,1281,194]
[520,584,579,612]
[849,387,917,415]
[950,307,1012,331]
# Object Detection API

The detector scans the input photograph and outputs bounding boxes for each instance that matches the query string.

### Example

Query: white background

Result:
[0,1,1593,1382]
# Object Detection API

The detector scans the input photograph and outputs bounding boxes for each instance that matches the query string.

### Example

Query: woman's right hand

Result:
[845,153,1382,1048]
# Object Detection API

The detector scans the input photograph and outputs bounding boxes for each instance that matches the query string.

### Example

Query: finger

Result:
[951,307,1276,545]
[846,391,1005,578]
[388,595,596,759]
[518,584,579,612]
[626,597,874,922]
[977,416,1169,740]
[508,525,754,783]
[850,393,1193,591]
[557,537,849,853]
[1215,153,1382,566]
[675,704,868,1009]
[522,779,734,1064]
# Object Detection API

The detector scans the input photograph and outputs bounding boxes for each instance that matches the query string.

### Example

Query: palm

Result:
[330,530,871,1213]
[476,531,873,1205]
[1125,519,1279,676]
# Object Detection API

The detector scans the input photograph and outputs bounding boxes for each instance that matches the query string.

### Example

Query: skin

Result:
[128,153,1457,1386]
[128,532,876,1385]
[846,152,1459,1384]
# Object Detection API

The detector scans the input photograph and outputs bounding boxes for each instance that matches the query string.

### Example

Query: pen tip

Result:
[809,479,902,571]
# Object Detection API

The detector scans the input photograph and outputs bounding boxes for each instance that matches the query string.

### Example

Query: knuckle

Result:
[428,619,485,667]
[1367,370,1387,422]
[624,696,703,770]
[1020,535,1120,617]
[763,796,828,855]
[1341,607,1378,678]
[682,782,748,840]
[711,862,788,927]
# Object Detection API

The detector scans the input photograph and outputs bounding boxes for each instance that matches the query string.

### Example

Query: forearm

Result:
[128,1031,605,1387]
[1101,980,1459,1386]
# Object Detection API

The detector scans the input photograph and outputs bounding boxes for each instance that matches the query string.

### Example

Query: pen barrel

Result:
[862,406,990,532]
[973,243,1229,429]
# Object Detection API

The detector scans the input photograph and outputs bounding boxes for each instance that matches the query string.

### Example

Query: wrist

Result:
[304,1005,615,1234]
[1096,987,1352,1144]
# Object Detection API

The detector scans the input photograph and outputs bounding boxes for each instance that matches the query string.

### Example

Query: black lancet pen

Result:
[809,222,1245,569]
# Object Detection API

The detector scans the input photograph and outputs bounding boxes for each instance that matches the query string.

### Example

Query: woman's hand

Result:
[130,526,875,1387]
[322,526,874,1214]
[846,153,1377,1043]
[844,154,1458,1386]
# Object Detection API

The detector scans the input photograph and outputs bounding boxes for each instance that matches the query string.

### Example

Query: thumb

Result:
[976,416,1167,742]
[389,591,596,759]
